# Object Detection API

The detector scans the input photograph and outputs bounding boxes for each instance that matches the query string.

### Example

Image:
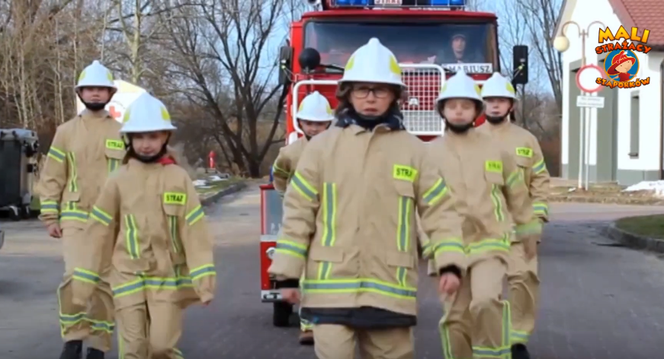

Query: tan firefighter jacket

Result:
[272,137,308,195]
[70,158,216,309]
[428,129,541,269]
[478,121,551,222]
[268,124,462,317]
[37,110,125,228]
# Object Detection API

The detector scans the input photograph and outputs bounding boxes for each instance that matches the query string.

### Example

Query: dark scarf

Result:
[335,106,406,131]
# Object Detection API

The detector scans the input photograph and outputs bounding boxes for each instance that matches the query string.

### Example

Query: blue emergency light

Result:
[335,0,373,5]
[429,0,465,5]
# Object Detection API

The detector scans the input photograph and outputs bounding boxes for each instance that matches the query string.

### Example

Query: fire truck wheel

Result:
[272,301,293,327]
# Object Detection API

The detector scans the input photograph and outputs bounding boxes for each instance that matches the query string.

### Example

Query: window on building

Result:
[629,93,640,158]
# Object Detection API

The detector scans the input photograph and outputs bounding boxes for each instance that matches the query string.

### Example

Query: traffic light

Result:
[512,45,529,85]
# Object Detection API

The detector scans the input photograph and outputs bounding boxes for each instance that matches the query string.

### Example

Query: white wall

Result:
[559,0,662,173]
[616,53,663,171]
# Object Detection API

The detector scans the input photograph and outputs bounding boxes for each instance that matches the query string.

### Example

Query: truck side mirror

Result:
[278,45,293,86]
[512,45,529,85]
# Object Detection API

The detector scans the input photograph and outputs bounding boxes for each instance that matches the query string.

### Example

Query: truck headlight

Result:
[266,247,275,260]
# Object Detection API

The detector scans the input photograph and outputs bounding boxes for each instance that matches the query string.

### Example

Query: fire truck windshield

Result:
[304,20,497,74]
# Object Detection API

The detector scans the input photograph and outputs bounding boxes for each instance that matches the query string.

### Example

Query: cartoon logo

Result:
[595,25,651,89]
[605,50,639,82]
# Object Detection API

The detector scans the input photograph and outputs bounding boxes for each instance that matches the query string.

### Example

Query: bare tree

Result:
[514,0,563,109]
[161,0,290,177]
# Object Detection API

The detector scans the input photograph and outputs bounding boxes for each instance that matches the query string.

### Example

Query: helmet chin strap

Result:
[445,120,474,133]
[127,133,171,163]
[485,115,507,124]
[77,93,109,112]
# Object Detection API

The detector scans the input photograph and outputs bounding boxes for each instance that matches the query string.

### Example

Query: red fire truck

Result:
[260,0,521,327]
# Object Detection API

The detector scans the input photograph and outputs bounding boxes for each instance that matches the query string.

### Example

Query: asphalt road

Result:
[1,185,664,359]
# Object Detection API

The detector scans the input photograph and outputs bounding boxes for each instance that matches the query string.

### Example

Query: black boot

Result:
[511,344,531,359]
[85,348,105,359]
[59,340,83,359]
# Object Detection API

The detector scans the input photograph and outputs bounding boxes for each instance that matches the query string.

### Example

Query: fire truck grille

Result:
[399,64,446,136]
[400,111,443,134]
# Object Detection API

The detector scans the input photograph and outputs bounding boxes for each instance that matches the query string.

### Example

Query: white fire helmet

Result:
[297,91,334,122]
[75,60,117,91]
[481,72,517,100]
[435,70,483,107]
[120,93,176,134]
[339,38,405,88]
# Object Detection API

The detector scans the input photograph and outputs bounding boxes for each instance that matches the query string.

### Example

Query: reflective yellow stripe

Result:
[532,159,547,174]
[186,205,204,226]
[67,152,78,192]
[272,162,289,177]
[515,220,542,236]
[440,320,454,359]
[57,285,114,335]
[423,178,448,205]
[112,275,194,298]
[189,264,216,281]
[318,183,337,280]
[466,237,510,254]
[472,301,511,358]
[395,195,412,287]
[90,206,112,226]
[107,158,120,173]
[125,214,140,259]
[433,237,465,256]
[489,184,505,222]
[40,200,59,214]
[533,202,548,217]
[420,240,433,258]
[302,278,416,300]
[291,171,318,201]
[48,146,66,163]
[511,329,530,344]
[506,168,523,188]
[275,239,307,258]
[72,268,100,285]
[60,202,88,223]
[168,216,181,252]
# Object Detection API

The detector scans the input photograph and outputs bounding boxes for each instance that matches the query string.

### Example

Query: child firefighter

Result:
[71,93,217,359]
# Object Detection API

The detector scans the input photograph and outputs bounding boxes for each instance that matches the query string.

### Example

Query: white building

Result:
[555,0,664,185]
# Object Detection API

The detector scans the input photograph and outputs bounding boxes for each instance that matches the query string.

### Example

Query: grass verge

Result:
[616,214,664,239]
[195,177,242,194]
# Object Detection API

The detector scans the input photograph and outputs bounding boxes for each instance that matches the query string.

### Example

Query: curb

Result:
[200,182,247,206]
[603,222,664,253]
[549,196,664,206]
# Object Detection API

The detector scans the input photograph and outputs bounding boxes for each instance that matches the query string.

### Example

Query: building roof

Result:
[607,0,664,48]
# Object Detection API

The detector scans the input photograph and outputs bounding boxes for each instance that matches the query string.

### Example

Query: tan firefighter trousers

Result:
[438,257,511,359]
[116,300,185,359]
[507,241,540,345]
[57,227,114,351]
[313,324,414,359]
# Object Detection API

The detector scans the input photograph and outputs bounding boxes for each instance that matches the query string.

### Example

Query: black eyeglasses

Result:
[351,87,391,99]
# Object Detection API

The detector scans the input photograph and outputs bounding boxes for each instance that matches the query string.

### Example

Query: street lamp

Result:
[553,20,606,190]
[554,20,606,66]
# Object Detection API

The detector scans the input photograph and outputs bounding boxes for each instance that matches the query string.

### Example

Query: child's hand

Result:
[281,288,300,304]
[199,293,213,306]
